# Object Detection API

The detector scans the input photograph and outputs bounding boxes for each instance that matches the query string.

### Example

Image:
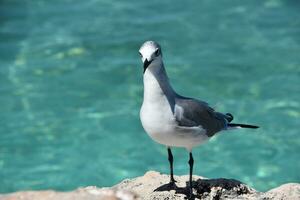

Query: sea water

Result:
[0,0,299,193]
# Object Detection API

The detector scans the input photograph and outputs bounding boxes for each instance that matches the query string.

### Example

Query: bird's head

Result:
[139,41,162,73]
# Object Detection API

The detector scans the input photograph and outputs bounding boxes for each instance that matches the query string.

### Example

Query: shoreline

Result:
[1,171,299,200]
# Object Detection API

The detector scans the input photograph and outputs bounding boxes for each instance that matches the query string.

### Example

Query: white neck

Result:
[142,58,175,106]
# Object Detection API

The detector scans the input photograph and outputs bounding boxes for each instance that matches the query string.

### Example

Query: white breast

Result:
[140,68,176,144]
[140,62,209,150]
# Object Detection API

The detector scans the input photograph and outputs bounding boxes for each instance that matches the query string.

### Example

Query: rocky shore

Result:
[1,171,299,200]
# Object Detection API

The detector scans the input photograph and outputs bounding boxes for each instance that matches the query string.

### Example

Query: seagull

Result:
[138,41,259,198]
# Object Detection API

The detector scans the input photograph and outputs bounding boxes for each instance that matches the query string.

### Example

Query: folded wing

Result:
[174,96,228,137]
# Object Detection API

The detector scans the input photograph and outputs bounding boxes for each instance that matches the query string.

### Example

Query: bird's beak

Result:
[143,59,152,73]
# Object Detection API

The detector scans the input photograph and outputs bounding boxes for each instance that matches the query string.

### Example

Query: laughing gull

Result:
[138,41,259,198]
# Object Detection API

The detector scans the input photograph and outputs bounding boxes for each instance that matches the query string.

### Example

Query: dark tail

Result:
[228,123,259,129]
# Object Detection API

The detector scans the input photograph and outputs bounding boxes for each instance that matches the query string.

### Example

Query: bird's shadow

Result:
[154,178,249,200]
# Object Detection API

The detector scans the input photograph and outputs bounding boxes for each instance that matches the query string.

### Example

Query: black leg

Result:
[167,147,176,183]
[154,147,177,192]
[188,152,194,199]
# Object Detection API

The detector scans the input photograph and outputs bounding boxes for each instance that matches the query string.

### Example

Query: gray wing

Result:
[174,96,227,137]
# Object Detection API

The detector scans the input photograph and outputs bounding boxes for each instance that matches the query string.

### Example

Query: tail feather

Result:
[228,123,259,129]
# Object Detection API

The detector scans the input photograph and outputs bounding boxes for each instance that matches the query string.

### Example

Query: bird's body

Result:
[140,61,210,150]
[138,41,258,199]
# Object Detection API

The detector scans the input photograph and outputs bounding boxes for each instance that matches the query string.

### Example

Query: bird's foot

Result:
[169,180,177,189]
[154,181,178,192]
[170,177,177,183]
[186,182,194,200]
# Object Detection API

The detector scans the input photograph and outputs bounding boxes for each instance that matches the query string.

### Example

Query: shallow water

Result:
[0,0,299,193]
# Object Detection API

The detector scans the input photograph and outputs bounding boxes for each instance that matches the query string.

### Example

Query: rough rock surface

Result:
[1,171,299,200]
[114,171,300,199]
[0,187,137,200]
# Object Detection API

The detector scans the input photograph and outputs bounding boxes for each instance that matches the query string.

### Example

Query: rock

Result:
[262,183,300,200]
[114,171,257,199]
[0,171,299,200]
[0,187,138,200]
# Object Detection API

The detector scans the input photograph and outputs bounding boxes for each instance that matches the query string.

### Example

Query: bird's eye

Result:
[155,49,160,56]
[139,52,143,57]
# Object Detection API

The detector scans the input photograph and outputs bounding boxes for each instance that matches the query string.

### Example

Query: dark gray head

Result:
[139,41,162,73]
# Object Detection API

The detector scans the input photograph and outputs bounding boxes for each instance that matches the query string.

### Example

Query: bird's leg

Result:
[188,152,194,199]
[153,147,177,192]
[167,147,176,184]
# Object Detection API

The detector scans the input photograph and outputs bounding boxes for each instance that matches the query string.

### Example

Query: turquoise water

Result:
[0,0,299,193]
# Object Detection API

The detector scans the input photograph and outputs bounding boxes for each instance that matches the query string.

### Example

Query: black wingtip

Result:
[228,123,259,129]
